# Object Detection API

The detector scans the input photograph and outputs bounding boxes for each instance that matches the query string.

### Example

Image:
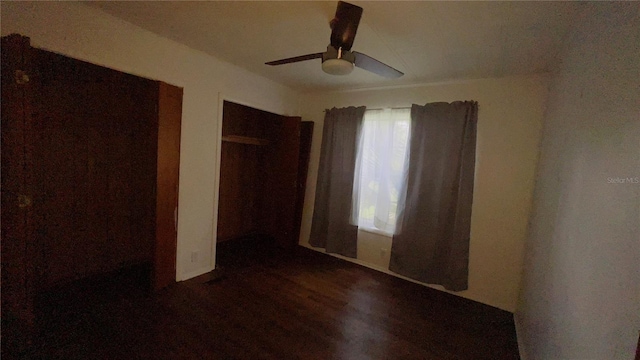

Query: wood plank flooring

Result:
[7,237,520,359]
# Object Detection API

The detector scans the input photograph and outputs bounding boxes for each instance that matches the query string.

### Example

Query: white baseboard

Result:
[299,243,515,313]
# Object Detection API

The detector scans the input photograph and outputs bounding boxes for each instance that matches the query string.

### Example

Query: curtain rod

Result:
[367,106,412,111]
[324,106,412,112]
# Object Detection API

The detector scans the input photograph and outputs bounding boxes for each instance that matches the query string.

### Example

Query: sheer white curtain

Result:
[352,108,411,235]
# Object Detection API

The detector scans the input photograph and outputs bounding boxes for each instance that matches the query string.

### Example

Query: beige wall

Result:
[0,2,300,281]
[299,75,550,312]
[516,3,640,359]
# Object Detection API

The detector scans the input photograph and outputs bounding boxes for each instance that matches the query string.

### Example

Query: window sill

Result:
[358,227,393,238]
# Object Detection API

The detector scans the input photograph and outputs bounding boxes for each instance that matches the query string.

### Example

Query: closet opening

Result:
[215,101,313,269]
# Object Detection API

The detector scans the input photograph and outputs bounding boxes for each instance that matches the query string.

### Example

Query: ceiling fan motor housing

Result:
[322,45,355,75]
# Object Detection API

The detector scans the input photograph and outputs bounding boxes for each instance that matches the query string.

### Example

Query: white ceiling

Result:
[88,1,582,92]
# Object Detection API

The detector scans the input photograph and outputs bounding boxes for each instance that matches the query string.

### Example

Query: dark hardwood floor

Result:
[8,237,520,359]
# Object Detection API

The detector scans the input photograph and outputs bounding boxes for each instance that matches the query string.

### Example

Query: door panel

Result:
[271,116,301,248]
[154,82,182,290]
[28,48,159,289]
[293,121,314,247]
[1,37,183,351]
[31,50,85,285]
[1,34,36,338]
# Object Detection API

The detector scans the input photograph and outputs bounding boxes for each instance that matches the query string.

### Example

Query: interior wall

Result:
[516,3,640,359]
[0,1,300,281]
[299,75,550,312]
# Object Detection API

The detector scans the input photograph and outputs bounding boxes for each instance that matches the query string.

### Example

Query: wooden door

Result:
[1,34,181,300]
[154,82,182,290]
[270,116,302,248]
[292,121,314,247]
[28,48,159,290]
[1,34,37,350]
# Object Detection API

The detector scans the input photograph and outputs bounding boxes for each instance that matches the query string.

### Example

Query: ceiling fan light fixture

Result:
[322,58,354,75]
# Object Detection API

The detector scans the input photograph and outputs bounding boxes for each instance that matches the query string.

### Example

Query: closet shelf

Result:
[221,135,270,146]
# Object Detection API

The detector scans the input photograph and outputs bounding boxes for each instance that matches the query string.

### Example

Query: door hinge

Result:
[15,70,30,85]
[18,194,32,208]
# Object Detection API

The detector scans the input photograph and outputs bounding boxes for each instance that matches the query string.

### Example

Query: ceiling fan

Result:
[265,1,403,78]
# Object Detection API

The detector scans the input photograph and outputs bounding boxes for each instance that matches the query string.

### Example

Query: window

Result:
[353,108,411,235]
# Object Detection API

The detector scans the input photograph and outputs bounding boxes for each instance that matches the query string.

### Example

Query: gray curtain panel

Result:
[309,106,365,258]
[390,101,478,291]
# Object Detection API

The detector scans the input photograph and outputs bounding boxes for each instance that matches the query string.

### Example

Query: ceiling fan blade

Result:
[353,52,404,78]
[330,1,363,51]
[266,53,324,66]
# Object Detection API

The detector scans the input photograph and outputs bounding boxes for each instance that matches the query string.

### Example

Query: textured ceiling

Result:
[88,1,581,92]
